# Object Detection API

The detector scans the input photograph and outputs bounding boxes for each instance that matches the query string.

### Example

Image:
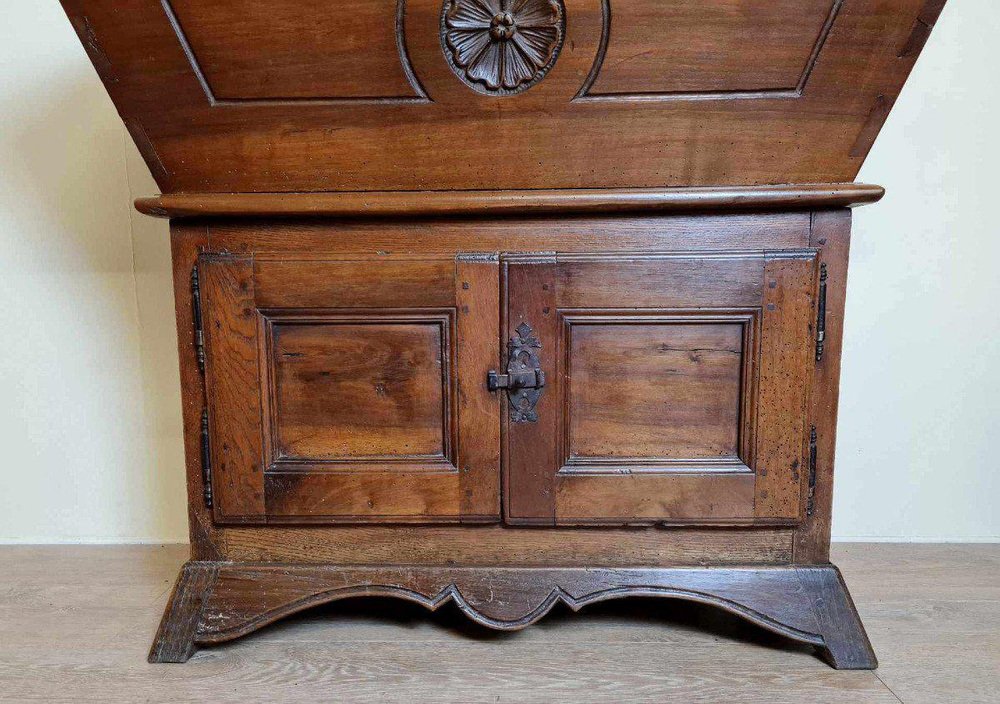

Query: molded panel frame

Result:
[502,250,817,525]
[557,309,760,474]
[199,253,501,525]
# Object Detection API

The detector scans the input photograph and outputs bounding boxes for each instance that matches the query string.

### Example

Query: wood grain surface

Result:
[135,185,885,218]
[61,0,944,193]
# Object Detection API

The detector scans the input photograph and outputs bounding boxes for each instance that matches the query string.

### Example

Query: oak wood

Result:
[270,319,448,459]
[567,321,744,460]
[169,224,222,559]
[135,185,885,219]
[503,259,560,524]
[148,562,219,663]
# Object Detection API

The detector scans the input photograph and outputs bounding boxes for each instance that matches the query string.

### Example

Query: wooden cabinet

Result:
[199,250,818,528]
[60,0,947,672]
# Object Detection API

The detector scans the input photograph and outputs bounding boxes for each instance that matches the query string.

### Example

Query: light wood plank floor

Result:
[0,544,997,703]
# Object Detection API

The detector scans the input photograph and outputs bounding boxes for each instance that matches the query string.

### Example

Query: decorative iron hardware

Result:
[489,321,546,423]
[815,263,828,361]
[807,425,818,517]
[200,407,213,508]
[191,265,206,374]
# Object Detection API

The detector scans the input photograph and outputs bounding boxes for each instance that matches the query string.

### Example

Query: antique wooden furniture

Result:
[60,0,947,668]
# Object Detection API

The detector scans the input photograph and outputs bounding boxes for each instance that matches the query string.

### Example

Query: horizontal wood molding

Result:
[136,184,884,220]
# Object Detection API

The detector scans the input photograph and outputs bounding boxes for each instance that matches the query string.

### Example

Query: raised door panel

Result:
[200,254,500,524]
[503,252,817,525]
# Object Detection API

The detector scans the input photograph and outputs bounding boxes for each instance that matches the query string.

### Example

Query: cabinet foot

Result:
[148,563,219,663]
[150,562,875,669]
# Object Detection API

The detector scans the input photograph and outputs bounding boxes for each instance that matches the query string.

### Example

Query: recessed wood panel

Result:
[587,0,839,97]
[566,320,744,462]
[164,0,422,101]
[270,319,447,461]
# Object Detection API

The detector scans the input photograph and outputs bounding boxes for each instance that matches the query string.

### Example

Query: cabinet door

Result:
[503,252,817,525]
[199,253,500,524]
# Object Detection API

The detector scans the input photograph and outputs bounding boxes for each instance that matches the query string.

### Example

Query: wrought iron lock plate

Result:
[488,322,546,423]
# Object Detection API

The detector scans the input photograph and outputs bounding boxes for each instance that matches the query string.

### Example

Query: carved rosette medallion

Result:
[441,0,566,96]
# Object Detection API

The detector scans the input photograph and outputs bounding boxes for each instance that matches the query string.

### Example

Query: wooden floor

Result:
[0,544,997,703]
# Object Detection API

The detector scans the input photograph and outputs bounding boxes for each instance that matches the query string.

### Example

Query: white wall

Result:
[0,1,996,543]
[843,0,1000,540]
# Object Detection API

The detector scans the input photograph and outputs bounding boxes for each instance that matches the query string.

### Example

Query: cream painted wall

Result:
[0,1,995,542]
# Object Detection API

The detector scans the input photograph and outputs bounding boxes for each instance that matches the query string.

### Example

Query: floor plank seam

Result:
[874,671,906,704]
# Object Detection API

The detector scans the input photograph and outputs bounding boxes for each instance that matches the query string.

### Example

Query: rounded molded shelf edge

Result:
[135,183,885,219]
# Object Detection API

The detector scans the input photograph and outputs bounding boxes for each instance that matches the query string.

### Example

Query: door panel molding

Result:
[504,251,817,525]
[200,253,501,524]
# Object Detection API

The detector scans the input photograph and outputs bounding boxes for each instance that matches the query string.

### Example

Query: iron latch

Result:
[487,368,546,392]
[488,321,546,423]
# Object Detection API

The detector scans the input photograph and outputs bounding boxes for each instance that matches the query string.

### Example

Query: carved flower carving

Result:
[442,0,565,95]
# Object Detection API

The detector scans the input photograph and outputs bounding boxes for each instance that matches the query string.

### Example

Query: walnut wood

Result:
[62,0,939,193]
[169,223,221,559]
[200,255,266,522]
[587,0,841,96]
[505,252,815,525]
[57,0,938,670]
[135,185,884,219]
[753,254,818,519]
[200,253,503,523]
[795,210,853,562]
[153,209,872,664]
[205,213,814,258]
[455,256,502,519]
[148,562,219,663]
[149,562,876,669]
[215,525,796,565]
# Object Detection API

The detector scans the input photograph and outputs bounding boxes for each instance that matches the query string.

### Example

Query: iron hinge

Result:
[191,265,206,375]
[200,407,213,509]
[807,425,818,517]
[815,263,828,362]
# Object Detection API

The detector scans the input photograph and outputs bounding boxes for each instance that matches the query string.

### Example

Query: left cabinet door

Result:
[198,253,500,524]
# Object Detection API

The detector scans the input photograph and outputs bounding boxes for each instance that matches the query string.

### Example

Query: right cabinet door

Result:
[503,251,818,525]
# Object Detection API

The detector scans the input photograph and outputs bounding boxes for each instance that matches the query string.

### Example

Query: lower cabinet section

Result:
[197,250,819,526]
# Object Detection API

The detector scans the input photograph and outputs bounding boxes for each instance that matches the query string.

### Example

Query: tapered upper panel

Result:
[60,0,945,193]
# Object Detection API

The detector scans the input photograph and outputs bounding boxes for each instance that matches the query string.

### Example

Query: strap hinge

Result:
[807,425,818,517]
[815,264,828,362]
